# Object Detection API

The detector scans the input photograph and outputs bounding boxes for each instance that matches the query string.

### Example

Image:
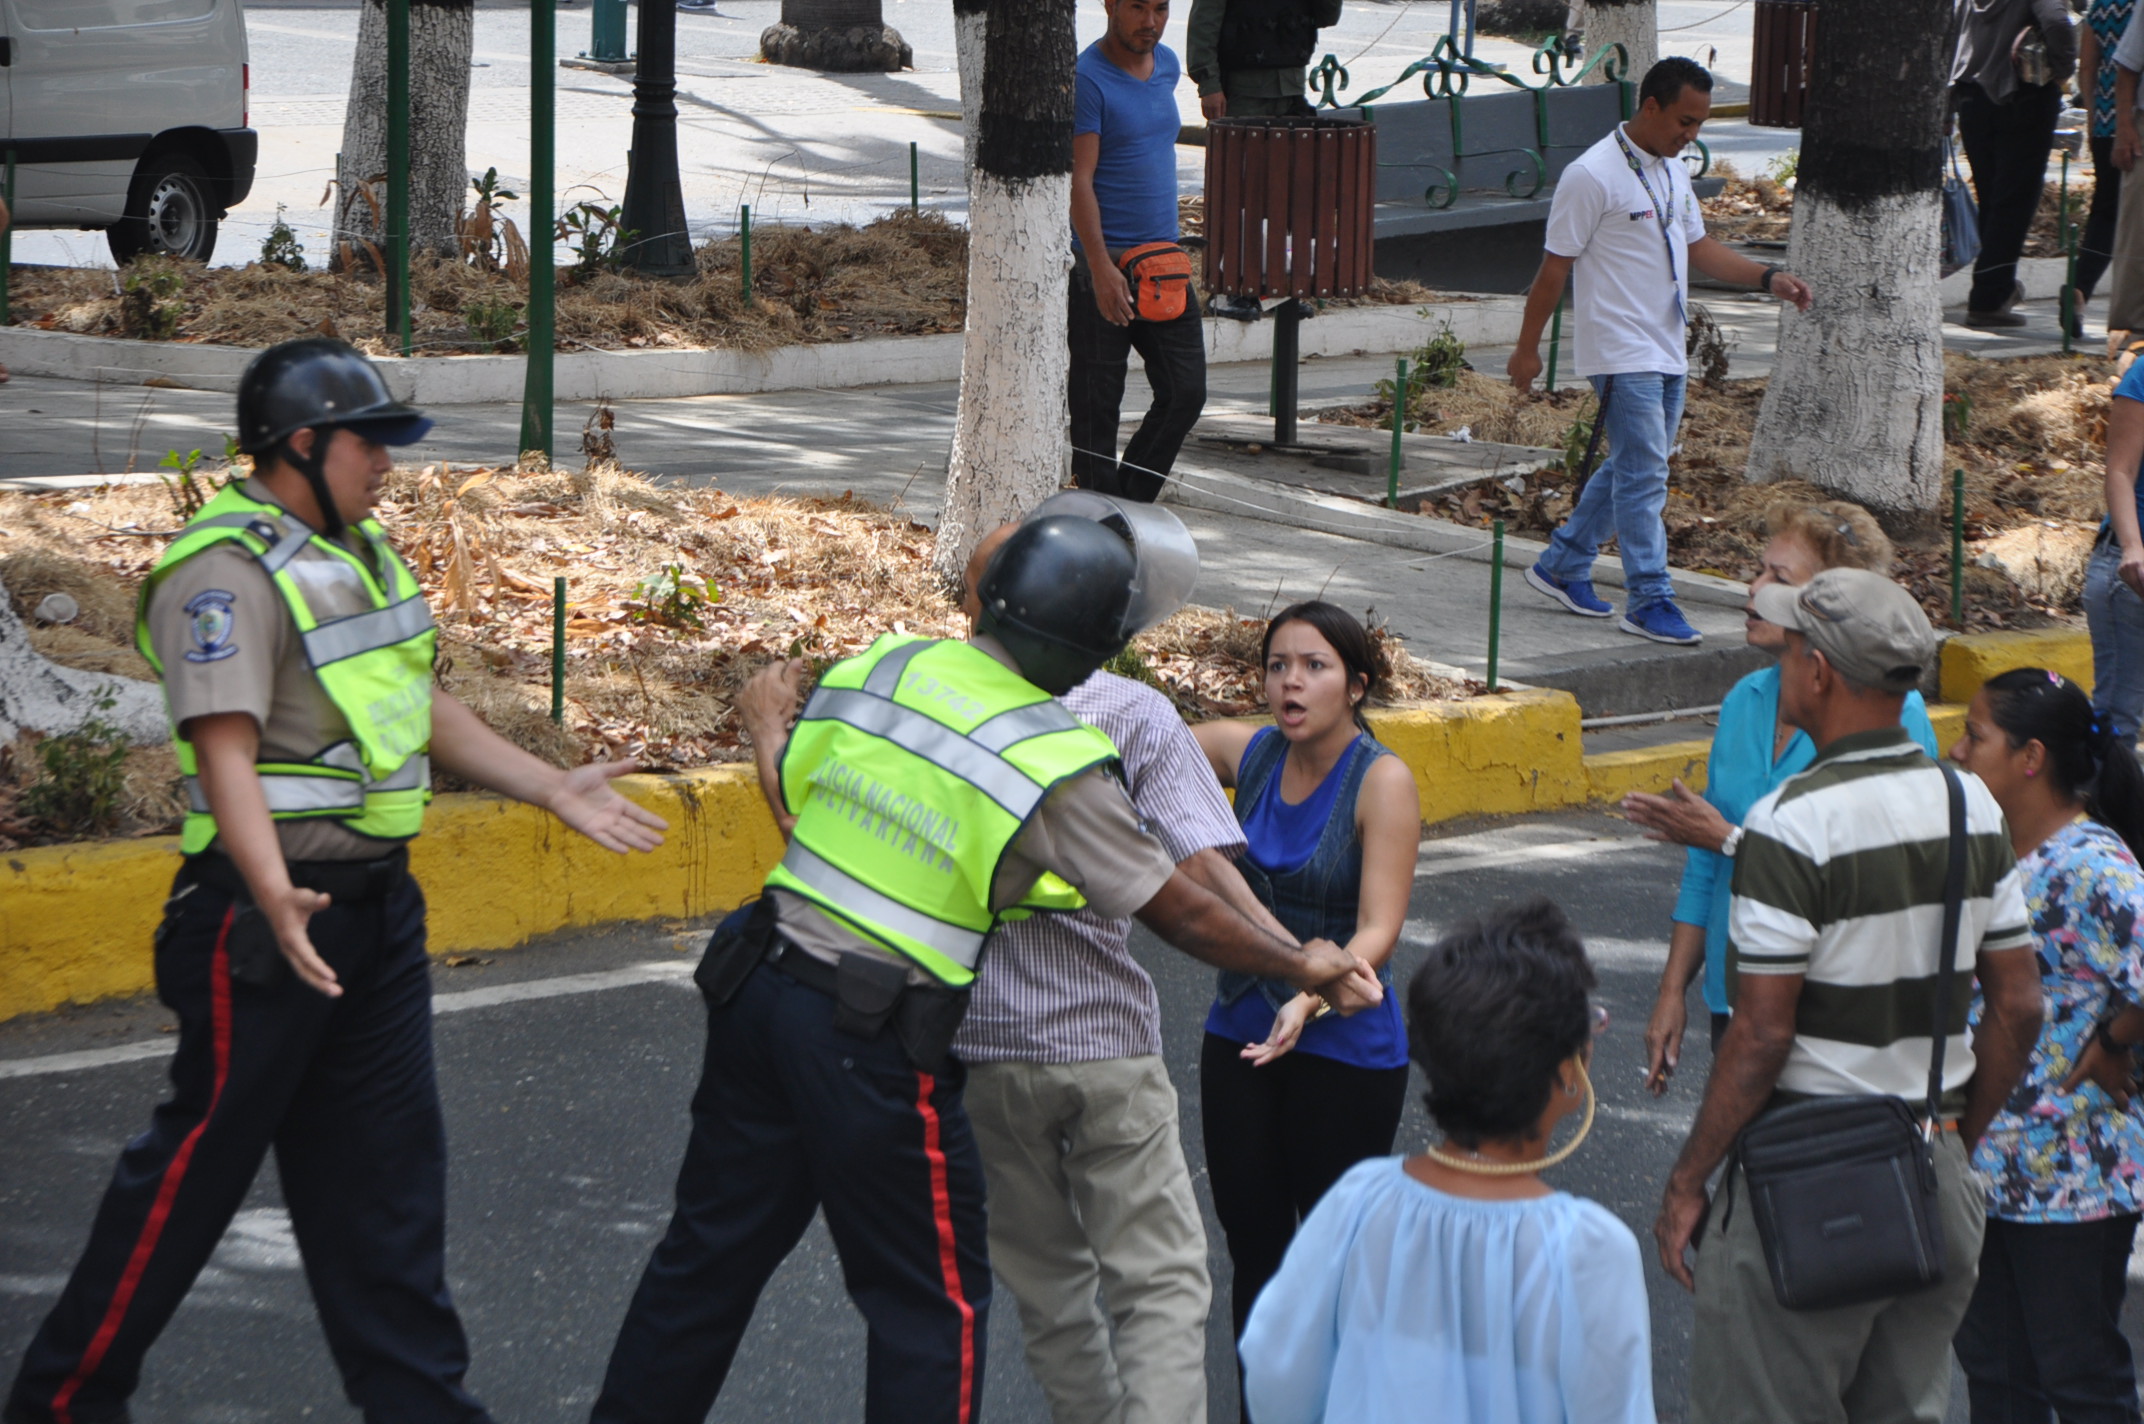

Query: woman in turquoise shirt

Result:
[1624,501,1939,1092]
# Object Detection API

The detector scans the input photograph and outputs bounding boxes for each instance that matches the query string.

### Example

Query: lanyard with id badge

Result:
[1613,126,1686,326]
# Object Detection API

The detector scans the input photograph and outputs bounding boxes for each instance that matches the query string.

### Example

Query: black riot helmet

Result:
[975,516,1138,695]
[234,338,432,537]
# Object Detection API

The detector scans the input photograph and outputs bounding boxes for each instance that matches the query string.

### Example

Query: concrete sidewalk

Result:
[0,284,2093,715]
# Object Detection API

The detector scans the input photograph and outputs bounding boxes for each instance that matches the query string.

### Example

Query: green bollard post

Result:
[1951,468,1967,629]
[387,0,411,354]
[552,577,567,722]
[1487,519,1505,692]
[2060,150,2075,356]
[1545,294,1563,393]
[741,204,753,305]
[910,142,920,214]
[520,0,556,461]
[0,150,14,327]
[590,0,627,61]
[1388,356,1407,508]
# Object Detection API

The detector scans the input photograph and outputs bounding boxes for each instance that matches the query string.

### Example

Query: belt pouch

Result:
[695,897,776,1006]
[833,952,910,1040]
[894,985,972,1075]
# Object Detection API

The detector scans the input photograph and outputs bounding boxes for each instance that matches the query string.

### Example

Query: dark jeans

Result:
[2081,134,2124,301]
[1068,261,1207,503]
[1957,81,2063,313]
[1956,1213,2143,1424]
[590,959,991,1424]
[1200,1034,1408,1420]
[6,867,488,1424]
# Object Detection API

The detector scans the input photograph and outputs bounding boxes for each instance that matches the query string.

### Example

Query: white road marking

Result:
[1415,835,1660,880]
[0,959,696,1082]
[1402,921,1667,969]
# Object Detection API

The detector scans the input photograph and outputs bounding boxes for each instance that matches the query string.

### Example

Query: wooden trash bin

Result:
[1749,0,1816,129]
[1204,115,1377,444]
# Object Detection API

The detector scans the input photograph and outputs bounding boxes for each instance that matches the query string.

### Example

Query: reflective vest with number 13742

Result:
[134,483,437,854]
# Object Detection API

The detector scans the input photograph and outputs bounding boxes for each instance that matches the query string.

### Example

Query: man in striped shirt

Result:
[952,524,1293,1424]
[1653,569,2045,1424]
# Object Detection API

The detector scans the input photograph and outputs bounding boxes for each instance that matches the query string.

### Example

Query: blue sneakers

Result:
[1620,599,1703,646]
[1524,564,1615,618]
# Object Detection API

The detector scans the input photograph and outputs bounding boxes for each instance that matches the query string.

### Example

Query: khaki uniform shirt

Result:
[145,479,415,862]
[772,638,1180,982]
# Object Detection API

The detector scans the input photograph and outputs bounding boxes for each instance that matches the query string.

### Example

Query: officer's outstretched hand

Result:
[547,761,669,853]
[265,883,341,997]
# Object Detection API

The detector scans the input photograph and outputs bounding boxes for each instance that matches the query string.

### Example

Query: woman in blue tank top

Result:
[1191,602,1422,1405]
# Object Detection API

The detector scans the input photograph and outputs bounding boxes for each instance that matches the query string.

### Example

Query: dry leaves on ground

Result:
[1313,352,2115,631]
[0,465,1460,845]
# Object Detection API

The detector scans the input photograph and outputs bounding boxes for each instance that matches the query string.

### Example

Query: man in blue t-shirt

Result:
[1071,0,1206,503]
[2092,354,2144,737]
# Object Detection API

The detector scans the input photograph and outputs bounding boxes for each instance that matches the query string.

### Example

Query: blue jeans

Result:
[1537,371,1684,606]
[2086,538,2144,739]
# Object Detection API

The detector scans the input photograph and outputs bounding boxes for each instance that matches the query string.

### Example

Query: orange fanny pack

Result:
[1117,242,1194,322]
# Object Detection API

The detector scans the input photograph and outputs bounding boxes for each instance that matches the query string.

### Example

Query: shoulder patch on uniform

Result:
[182,589,240,663]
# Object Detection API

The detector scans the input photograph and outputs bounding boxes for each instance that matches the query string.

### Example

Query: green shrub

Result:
[20,693,131,840]
[259,205,307,272]
[463,296,524,352]
[120,259,187,340]
[629,563,720,629]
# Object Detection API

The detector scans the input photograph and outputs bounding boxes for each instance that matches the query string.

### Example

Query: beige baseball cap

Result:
[1748,568,1936,694]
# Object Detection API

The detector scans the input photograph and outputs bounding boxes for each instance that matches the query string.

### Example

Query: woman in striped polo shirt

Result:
[1950,668,2144,1422]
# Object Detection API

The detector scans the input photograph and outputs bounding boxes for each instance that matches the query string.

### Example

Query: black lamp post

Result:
[622,0,697,276]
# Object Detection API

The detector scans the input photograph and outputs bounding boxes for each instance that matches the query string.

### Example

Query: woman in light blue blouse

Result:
[1239,898,1653,1424]
[1624,501,1938,1092]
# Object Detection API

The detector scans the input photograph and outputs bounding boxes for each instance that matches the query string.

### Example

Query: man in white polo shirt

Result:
[1508,57,1813,647]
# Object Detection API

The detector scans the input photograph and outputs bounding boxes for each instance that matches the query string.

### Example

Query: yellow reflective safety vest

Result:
[135,483,437,854]
[763,635,1122,987]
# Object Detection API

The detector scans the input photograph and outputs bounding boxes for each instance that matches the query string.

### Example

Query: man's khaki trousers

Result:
[965,1056,1212,1424]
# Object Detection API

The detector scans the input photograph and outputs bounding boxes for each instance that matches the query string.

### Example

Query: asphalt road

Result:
[3,807,2135,1423]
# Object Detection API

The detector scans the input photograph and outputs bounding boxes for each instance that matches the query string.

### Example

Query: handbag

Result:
[1117,242,1195,322]
[1729,763,1969,1312]
[1942,137,1982,277]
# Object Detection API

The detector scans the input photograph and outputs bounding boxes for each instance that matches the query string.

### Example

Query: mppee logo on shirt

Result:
[184,589,240,663]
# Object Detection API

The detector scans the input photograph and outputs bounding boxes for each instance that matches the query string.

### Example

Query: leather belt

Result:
[186,847,411,903]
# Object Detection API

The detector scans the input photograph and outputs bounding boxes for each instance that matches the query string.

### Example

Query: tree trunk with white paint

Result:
[933,0,1078,580]
[0,578,164,745]
[337,0,475,262]
[1745,0,1949,511]
[1575,0,1656,82]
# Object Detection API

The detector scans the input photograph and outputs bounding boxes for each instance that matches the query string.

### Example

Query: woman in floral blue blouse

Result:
[1949,667,2144,1423]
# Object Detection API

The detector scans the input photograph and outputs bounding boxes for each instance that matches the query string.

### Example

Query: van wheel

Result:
[108,153,220,265]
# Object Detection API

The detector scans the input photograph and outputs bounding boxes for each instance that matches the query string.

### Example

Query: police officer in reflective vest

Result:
[5,339,668,1424]
[588,512,1379,1424]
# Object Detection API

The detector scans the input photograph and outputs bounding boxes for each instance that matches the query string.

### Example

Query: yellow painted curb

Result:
[1365,688,1587,823]
[1584,739,1711,803]
[1,691,1587,1022]
[1940,629,2093,705]
[1,767,786,1024]
[1578,704,1975,803]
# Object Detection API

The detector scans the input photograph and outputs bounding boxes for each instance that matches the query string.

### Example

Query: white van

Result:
[1,0,255,263]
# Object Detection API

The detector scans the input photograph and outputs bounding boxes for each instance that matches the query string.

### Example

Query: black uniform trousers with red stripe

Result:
[5,861,490,1424]
[590,953,992,1424]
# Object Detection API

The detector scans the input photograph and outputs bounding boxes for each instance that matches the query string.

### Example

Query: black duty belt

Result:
[186,846,412,904]
[762,936,843,997]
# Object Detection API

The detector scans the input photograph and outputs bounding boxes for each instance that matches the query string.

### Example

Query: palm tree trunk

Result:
[933,0,1078,579]
[761,0,912,72]
[1744,0,1950,510]
[337,0,475,262]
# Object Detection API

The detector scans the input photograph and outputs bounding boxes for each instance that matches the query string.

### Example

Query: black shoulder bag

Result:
[1730,763,1969,1312]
